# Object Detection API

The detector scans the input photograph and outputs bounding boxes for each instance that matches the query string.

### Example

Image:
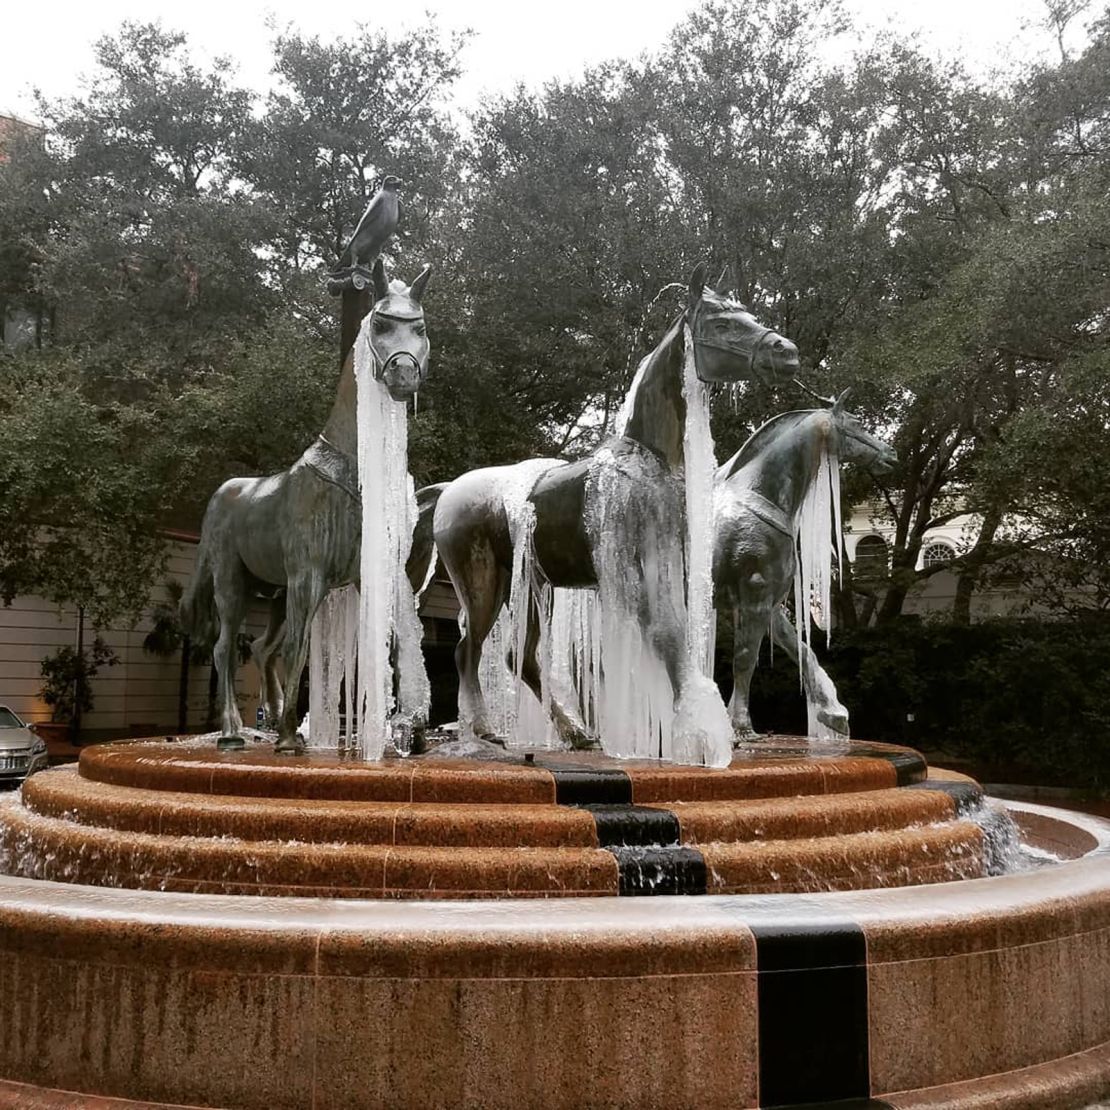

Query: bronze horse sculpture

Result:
[181,259,432,753]
[713,392,896,739]
[428,264,799,759]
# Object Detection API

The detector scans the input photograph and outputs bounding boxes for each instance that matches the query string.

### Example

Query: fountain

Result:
[0,204,1106,1110]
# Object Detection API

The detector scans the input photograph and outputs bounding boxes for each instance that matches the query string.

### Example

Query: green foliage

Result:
[823,619,1110,789]
[39,636,119,724]
[1,1,1108,630]
[0,350,177,622]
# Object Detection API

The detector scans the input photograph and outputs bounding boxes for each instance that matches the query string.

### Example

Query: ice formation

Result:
[469,459,562,746]
[306,307,429,757]
[792,414,844,738]
[571,327,732,766]
[354,312,429,756]
[306,585,358,748]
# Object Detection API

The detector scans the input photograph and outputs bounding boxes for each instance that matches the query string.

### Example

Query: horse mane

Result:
[718,408,823,481]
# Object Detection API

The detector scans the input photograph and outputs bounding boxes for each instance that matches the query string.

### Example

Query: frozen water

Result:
[306,585,358,747]
[681,324,717,680]
[354,310,430,757]
[293,310,434,759]
[792,416,843,735]
[469,459,563,746]
[574,327,732,766]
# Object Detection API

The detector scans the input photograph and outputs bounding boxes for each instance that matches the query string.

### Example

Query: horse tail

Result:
[407,482,448,598]
[180,544,218,649]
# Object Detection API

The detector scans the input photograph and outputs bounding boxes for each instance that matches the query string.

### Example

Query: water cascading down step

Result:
[0,737,989,898]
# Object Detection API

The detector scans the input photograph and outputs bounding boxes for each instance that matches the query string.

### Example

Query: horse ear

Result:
[372,257,389,302]
[689,261,707,307]
[832,387,852,412]
[715,264,732,293]
[408,264,432,303]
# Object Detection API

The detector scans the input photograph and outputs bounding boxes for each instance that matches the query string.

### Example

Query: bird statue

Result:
[337,175,402,273]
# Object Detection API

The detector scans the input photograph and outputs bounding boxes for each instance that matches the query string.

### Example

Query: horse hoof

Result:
[480,733,506,748]
[274,737,306,755]
[731,728,763,745]
[818,710,850,736]
[567,731,600,752]
[217,735,246,751]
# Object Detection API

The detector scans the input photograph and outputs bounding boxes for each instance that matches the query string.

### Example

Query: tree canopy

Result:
[0,1,1107,624]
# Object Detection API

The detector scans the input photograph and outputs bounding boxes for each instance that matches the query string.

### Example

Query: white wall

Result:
[0,540,465,736]
[0,539,268,733]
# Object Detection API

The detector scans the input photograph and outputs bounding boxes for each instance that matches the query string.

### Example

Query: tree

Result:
[29,23,271,375]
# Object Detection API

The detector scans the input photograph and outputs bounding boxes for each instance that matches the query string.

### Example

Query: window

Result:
[853,534,888,578]
[922,541,955,569]
[0,707,24,728]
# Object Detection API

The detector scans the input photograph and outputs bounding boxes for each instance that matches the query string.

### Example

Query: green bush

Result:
[727,617,1110,789]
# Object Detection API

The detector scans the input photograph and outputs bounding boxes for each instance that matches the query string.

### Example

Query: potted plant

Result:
[37,636,119,745]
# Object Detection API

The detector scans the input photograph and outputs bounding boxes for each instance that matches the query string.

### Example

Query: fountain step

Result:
[0,787,984,899]
[23,767,964,848]
[0,738,986,898]
[75,736,925,803]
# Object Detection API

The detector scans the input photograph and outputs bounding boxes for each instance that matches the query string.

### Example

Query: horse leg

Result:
[252,595,286,731]
[729,564,781,743]
[458,568,508,742]
[635,568,732,766]
[729,601,770,741]
[517,594,594,750]
[212,565,249,751]
[275,574,326,755]
[770,607,850,736]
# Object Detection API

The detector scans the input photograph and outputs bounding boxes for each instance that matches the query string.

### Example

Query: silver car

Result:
[0,706,48,784]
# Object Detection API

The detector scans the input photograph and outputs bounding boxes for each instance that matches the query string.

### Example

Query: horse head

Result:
[367,257,432,401]
[828,389,897,476]
[686,261,798,387]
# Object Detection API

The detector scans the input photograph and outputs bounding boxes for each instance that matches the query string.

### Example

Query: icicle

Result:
[681,324,717,679]
[469,459,560,747]
[353,309,430,758]
[306,585,356,747]
[672,325,733,767]
[790,413,845,736]
[577,328,731,767]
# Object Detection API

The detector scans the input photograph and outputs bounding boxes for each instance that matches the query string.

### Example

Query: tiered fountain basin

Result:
[0,737,1106,1109]
[0,738,988,897]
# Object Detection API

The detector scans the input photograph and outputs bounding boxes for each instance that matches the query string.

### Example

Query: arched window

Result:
[922,541,955,569]
[853,534,888,578]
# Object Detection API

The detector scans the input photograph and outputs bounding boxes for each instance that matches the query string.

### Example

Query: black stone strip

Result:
[848,745,928,786]
[906,778,984,816]
[542,761,706,894]
[769,1101,894,1109]
[579,804,681,848]
[753,922,871,1107]
[611,846,707,895]
[545,765,633,805]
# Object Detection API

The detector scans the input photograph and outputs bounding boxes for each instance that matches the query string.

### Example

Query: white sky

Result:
[0,0,1089,121]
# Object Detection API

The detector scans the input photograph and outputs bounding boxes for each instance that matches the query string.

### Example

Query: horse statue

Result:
[713,390,896,739]
[181,258,432,753]
[427,264,799,761]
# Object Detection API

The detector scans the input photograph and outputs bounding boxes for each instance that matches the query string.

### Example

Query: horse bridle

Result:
[366,309,429,382]
[688,309,776,374]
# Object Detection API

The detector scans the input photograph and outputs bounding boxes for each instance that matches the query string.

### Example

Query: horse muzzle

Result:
[754,334,799,385]
[870,448,898,476]
[379,352,425,402]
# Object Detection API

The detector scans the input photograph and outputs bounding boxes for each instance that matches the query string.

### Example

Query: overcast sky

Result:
[0,0,1085,121]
